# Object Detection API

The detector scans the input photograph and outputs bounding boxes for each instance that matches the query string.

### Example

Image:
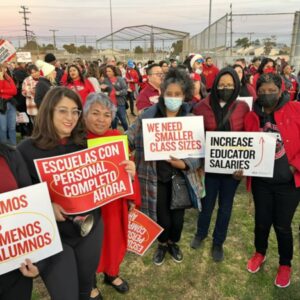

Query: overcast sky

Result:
[0,0,298,49]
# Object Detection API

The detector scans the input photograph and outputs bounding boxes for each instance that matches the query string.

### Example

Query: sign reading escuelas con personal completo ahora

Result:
[35,140,133,214]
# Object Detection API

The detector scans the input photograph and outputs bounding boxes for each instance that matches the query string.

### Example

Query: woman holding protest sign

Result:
[83,92,141,298]
[0,142,39,300]
[18,87,103,300]
[244,73,300,288]
[127,68,203,266]
[191,67,249,262]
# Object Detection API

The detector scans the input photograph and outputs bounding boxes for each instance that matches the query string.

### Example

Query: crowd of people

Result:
[0,52,300,299]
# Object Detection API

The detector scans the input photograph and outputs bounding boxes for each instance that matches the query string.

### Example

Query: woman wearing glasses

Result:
[18,87,103,300]
[191,67,249,262]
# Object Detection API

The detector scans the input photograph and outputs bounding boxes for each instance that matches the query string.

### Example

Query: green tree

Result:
[63,43,77,54]
[23,40,40,50]
[235,37,250,49]
[44,44,55,51]
[134,46,143,54]
[263,35,277,55]
[171,40,183,55]
[252,39,260,46]
[77,45,94,54]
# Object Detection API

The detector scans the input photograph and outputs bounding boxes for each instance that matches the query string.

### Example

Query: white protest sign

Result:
[16,52,32,63]
[238,97,253,111]
[205,131,276,177]
[0,183,62,275]
[142,116,205,161]
[0,40,16,64]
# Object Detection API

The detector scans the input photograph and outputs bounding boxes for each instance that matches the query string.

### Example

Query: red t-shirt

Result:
[65,79,95,105]
[136,83,160,111]
[202,64,219,90]
[109,77,118,106]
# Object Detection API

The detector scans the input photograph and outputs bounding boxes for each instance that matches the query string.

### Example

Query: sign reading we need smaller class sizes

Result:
[142,116,205,161]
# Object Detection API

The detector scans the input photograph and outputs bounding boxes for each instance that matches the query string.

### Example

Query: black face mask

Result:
[258,93,279,108]
[217,88,234,102]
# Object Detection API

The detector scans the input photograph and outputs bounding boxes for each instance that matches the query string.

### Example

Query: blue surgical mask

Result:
[164,97,183,112]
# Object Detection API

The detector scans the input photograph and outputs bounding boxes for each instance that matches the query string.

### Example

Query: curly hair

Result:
[160,67,194,101]
[256,73,282,92]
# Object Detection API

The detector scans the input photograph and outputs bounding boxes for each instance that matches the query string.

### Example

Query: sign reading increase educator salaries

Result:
[205,132,276,177]
[142,116,205,161]
[35,141,133,215]
[127,209,163,256]
[0,183,62,275]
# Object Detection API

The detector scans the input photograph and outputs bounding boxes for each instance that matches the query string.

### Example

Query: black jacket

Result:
[34,77,53,108]
[17,138,84,184]
[17,138,100,238]
[210,67,241,131]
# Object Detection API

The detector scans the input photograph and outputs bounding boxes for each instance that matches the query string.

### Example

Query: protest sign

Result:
[35,140,133,214]
[127,209,163,256]
[142,116,205,161]
[16,52,32,63]
[238,96,253,110]
[205,131,276,177]
[87,135,129,157]
[0,183,62,275]
[0,40,16,64]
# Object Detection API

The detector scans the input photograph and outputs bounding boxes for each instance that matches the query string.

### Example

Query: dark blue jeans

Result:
[0,102,16,145]
[195,173,240,246]
[112,105,128,131]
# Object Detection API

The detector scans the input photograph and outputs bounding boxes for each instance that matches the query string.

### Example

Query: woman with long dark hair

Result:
[64,64,95,105]
[101,65,128,131]
[18,87,103,300]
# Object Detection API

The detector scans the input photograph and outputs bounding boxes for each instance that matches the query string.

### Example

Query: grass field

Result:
[32,183,300,300]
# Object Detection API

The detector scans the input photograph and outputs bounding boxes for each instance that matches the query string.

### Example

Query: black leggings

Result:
[0,270,32,300]
[38,217,103,300]
[127,91,135,114]
[156,180,185,243]
[252,179,300,266]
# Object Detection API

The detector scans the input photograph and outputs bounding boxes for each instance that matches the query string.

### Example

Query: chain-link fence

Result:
[188,11,299,71]
[189,15,228,55]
